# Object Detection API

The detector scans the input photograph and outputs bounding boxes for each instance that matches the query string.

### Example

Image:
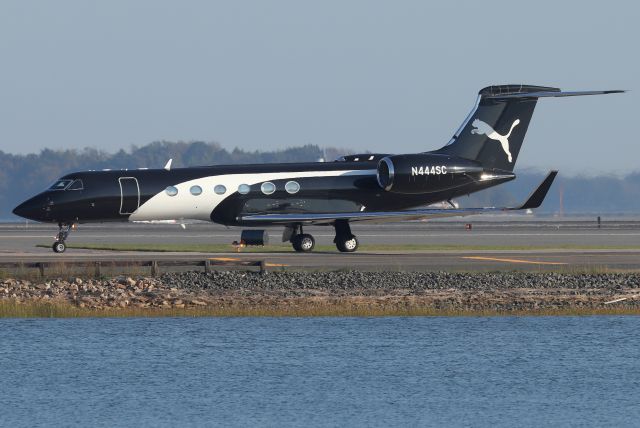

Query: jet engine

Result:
[376,154,486,194]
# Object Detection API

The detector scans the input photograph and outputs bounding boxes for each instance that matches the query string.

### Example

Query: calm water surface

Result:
[0,316,638,427]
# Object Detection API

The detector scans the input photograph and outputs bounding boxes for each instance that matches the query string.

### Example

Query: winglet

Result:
[514,171,558,210]
[164,159,173,171]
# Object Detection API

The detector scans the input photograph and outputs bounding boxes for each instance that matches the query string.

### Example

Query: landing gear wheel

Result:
[52,222,73,253]
[292,234,315,252]
[336,235,358,253]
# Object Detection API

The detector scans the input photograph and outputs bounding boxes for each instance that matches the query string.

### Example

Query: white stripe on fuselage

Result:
[128,169,376,222]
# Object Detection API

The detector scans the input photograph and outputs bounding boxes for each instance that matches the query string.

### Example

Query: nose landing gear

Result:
[52,223,73,253]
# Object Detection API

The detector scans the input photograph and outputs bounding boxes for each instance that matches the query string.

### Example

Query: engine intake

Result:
[377,157,395,191]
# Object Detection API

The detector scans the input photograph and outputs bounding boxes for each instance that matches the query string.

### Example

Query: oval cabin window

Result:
[190,185,202,196]
[285,181,300,194]
[238,184,251,195]
[165,186,178,196]
[261,182,276,195]
[214,185,227,195]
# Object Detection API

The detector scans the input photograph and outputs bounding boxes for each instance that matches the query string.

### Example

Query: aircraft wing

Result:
[239,171,558,225]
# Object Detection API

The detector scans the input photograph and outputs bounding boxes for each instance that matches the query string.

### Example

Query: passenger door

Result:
[118,177,140,215]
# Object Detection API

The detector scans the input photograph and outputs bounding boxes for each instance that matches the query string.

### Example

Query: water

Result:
[0,317,638,427]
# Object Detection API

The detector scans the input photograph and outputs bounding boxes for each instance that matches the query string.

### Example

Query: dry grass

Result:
[1,300,638,318]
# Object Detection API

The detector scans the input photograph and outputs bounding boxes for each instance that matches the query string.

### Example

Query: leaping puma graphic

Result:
[470,118,520,163]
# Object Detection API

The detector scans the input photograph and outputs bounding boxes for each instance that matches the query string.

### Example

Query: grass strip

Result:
[1,300,639,318]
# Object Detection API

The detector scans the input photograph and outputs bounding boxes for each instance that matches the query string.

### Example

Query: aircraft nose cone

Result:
[12,201,29,218]
[13,197,46,221]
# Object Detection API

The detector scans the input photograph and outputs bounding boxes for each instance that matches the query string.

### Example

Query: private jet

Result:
[13,84,623,253]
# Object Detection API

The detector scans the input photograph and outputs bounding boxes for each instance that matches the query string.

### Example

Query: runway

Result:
[1,219,640,272]
[2,250,639,272]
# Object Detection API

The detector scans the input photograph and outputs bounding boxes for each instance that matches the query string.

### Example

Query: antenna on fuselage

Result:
[164,159,173,171]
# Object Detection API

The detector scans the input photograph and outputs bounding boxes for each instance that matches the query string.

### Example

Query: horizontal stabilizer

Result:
[485,90,626,100]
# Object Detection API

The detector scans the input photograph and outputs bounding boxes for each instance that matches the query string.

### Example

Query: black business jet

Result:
[13,84,623,253]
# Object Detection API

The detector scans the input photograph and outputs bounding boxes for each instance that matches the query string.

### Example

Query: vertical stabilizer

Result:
[435,85,624,172]
[435,84,552,171]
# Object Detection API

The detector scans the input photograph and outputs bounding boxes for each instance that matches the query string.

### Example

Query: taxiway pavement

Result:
[1,220,639,272]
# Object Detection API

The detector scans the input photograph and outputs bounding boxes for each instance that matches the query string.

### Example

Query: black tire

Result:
[292,234,315,252]
[52,241,66,253]
[336,235,358,253]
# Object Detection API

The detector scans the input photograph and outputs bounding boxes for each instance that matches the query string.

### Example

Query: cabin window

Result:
[48,179,73,191]
[261,182,276,195]
[214,185,227,195]
[68,179,84,190]
[285,181,300,194]
[190,185,203,196]
[165,186,178,196]
[238,184,250,195]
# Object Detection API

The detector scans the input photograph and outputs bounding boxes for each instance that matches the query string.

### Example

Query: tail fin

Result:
[436,84,624,172]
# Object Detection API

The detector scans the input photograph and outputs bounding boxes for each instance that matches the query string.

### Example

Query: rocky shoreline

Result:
[1,271,640,314]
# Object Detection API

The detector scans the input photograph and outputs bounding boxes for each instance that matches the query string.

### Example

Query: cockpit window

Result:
[48,179,73,191]
[68,179,84,190]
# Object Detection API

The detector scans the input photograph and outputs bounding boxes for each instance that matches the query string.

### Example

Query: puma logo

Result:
[471,118,520,163]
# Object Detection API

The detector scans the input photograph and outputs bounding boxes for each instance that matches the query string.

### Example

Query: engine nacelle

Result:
[376,154,485,194]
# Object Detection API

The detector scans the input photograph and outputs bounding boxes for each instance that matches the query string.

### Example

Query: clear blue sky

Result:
[0,0,635,175]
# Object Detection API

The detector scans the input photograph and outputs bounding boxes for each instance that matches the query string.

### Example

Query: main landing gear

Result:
[287,225,316,253]
[52,223,73,253]
[333,220,358,253]
[285,220,359,253]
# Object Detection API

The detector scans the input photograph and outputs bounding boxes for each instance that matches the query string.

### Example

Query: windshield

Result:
[68,179,84,190]
[48,179,73,191]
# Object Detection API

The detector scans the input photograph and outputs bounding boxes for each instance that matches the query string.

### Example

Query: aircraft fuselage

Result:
[13,155,512,226]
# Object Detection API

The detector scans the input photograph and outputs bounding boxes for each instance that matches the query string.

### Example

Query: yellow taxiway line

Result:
[462,256,568,266]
